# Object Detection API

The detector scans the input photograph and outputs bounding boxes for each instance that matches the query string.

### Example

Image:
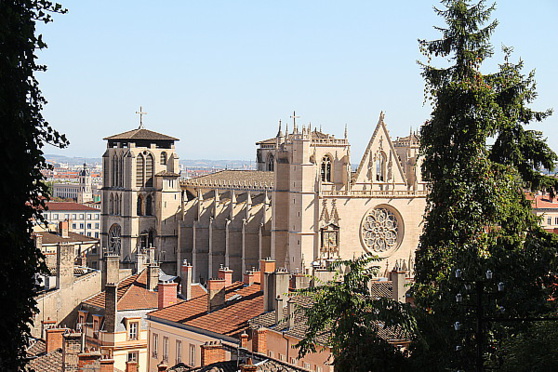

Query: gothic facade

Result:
[102,113,426,281]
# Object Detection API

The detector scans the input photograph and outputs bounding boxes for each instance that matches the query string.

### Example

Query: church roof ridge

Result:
[103,127,179,142]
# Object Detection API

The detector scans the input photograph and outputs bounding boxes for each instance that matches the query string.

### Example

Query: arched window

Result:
[266,154,274,171]
[145,153,154,187]
[148,229,155,248]
[108,224,122,254]
[109,194,114,214]
[137,195,143,216]
[119,157,124,187]
[376,152,386,182]
[112,156,118,187]
[321,155,332,182]
[146,195,153,216]
[136,154,144,187]
[160,152,167,165]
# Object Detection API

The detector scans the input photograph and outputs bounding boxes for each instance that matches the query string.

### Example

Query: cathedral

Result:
[101,112,426,282]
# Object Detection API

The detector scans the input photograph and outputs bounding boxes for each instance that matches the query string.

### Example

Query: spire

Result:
[379,110,385,123]
[276,119,283,138]
[344,124,348,139]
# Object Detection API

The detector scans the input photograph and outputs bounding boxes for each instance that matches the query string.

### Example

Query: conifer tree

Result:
[413,1,558,370]
[0,1,67,370]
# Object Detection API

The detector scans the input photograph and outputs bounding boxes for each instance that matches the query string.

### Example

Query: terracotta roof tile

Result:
[104,128,178,141]
[45,202,99,211]
[33,231,98,245]
[149,282,264,337]
[25,339,63,372]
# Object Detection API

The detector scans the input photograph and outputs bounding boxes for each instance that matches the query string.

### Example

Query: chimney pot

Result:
[207,278,226,312]
[46,328,66,353]
[218,266,233,287]
[181,261,193,300]
[158,281,178,310]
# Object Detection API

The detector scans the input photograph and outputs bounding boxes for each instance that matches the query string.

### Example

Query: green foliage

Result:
[295,254,417,372]
[0,1,67,370]
[413,1,558,370]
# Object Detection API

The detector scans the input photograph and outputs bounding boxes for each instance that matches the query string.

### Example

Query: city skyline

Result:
[38,1,558,162]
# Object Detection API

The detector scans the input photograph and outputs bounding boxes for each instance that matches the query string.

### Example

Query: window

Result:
[95,223,99,229]
[303,362,311,369]
[376,152,387,182]
[160,152,167,165]
[137,195,143,216]
[87,232,91,237]
[65,214,69,219]
[321,155,332,182]
[189,344,196,366]
[136,152,155,187]
[279,353,285,361]
[548,217,552,225]
[79,214,84,219]
[316,367,323,372]
[53,214,59,219]
[87,214,91,220]
[290,357,297,364]
[80,223,84,229]
[95,214,100,220]
[128,321,139,340]
[72,214,76,219]
[127,351,138,362]
[555,217,558,225]
[176,340,182,364]
[87,223,91,229]
[72,224,77,229]
[152,333,159,358]
[163,336,169,362]
[95,232,99,238]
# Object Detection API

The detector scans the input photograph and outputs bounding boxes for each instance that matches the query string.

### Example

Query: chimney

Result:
[62,332,82,372]
[147,263,159,291]
[59,220,70,238]
[290,273,310,290]
[78,351,102,371]
[34,233,43,250]
[46,328,66,353]
[57,242,74,290]
[243,270,256,286]
[100,358,115,372]
[239,332,249,349]
[41,318,57,339]
[207,278,226,312]
[264,269,290,312]
[102,253,120,290]
[136,250,146,273]
[181,260,193,300]
[104,283,118,333]
[200,340,226,367]
[274,296,284,325]
[287,297,295,330]
[217,266,233,287]
[259,258,275,285]
[158,281,178,310]
[240,358,258,372]
[392,270,407,303]
[253,327,267,355]
[125,360,138,372]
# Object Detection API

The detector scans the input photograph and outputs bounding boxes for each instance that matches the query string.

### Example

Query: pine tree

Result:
[412,1,558,370]
[0,1,67,369]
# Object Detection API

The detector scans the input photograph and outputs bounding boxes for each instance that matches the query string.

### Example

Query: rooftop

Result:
[45,202,99,212]
[103,127,179,142]
[149,282,264,338]
[33,230,98,245]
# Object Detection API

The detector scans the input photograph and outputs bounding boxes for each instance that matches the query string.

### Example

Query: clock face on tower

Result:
[360,206,402,254]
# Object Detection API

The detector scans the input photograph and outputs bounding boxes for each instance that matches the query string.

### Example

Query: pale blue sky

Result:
[38,1,558,162]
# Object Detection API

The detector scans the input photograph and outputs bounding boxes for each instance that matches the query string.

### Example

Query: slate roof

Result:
[149,282,264,338]
[33,230,99,245]
[25,339,63,372]
[46,202,99,211]
[183,170,274,186]
[83,269,205,311]
[103,128,179,141]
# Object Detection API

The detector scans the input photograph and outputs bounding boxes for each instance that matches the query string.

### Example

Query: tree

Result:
[295,254,417,372]
[0,1,67,370]
[412,1,558,370]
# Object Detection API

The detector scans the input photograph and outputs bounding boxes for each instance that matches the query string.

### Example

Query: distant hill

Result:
[44,154,254,170]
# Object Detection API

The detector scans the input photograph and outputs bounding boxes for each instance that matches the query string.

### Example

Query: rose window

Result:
[361,208,399,253]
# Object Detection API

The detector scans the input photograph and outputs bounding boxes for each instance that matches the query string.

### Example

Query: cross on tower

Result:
[290,111,300,128]
[136,106,148,129]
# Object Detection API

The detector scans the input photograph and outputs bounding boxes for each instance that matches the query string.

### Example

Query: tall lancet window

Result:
[146,195,153,216]
[137,195,143,216]
[321,155,332,182]
[160,152,167,165]
[376,152,387,182]
[136,154,144,187]
[145,153,154,187]
[266,154,274,171]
